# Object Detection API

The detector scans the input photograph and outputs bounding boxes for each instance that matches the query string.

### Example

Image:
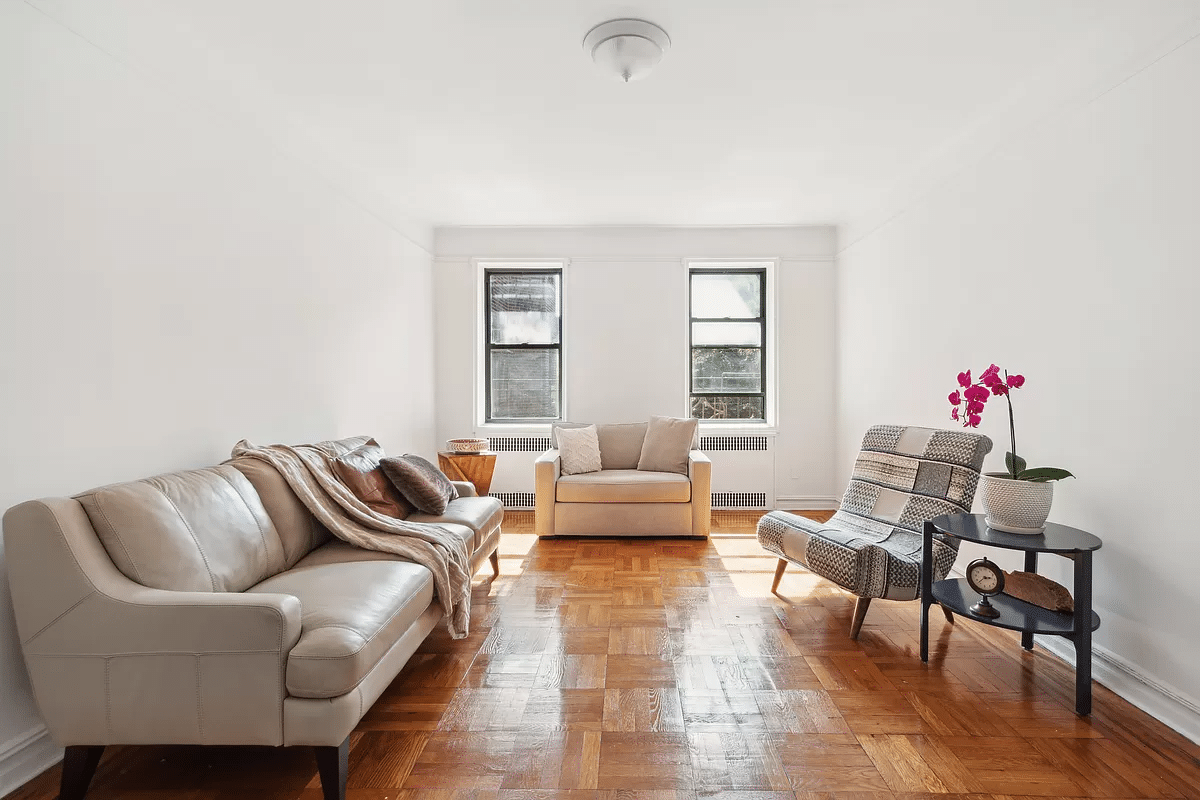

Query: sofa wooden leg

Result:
[940,602,955,624]
[850,596,872,639]
[314,737,348,800]
[60,745,104,800]
[771,558,788,593]
[489,550,500,578]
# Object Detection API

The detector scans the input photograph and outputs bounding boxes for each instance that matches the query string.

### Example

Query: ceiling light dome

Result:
[583,18,671,83]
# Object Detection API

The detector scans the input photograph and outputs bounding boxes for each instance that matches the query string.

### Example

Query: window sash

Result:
[689,268,767,422]
[485,268,563,423]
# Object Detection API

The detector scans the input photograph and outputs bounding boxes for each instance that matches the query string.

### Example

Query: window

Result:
[689,265,767,421]
[484,267,563,422]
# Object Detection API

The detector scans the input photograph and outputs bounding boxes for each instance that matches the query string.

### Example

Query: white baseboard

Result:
[945,566,1200,744]
[1034,635,1200,745]
[0,724,62,798]
[775,495,838,510]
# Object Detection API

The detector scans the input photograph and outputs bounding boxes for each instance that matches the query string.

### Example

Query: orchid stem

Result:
[1005,371,1018,478]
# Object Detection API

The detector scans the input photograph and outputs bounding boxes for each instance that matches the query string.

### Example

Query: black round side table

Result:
[920,514,1102,715]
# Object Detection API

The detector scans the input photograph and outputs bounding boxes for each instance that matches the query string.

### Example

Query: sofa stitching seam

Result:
[150,481,218,591]
[214,469,272,567]
[23,589,98,646]
[93,494,145,582]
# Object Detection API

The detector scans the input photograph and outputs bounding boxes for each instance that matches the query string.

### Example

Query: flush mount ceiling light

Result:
[583,18,671,82]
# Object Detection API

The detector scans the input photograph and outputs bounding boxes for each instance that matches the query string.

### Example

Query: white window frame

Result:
[684,259,778,429]
[474,259,569,431]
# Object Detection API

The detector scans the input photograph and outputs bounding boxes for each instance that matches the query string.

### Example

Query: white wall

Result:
[837,30,1200,737]
[0,4,437,790]
[433,226,838,507]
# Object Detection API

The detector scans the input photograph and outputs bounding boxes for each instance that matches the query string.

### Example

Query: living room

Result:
[2,2,1198,799]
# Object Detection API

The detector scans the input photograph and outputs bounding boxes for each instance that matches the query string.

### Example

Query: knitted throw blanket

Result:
[230,440,472,638]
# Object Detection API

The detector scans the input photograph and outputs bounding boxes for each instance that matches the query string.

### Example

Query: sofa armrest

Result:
[688,450,712,537]
[450,480,477,498]
[3,498,302,746]
[534,449,561,537]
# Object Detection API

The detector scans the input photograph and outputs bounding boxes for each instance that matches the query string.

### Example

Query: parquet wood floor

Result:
[7,511,1200,800]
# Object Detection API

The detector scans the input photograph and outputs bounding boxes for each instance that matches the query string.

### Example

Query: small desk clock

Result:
[965,556,1005,618]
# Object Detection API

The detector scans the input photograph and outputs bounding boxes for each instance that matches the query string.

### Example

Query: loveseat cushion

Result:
[556,469,691,503]
[408,496,504,551]
[76,465,288,592]
[247,559,434,699]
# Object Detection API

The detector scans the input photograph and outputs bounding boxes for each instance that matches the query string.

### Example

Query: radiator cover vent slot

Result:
[711,491,768,509]
[490,491,536,509]
[700,435,769,451]
[489,436,551,453]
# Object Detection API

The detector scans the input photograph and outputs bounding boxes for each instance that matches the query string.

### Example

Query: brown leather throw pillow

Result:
[330,440,413,518]
[380,454,458,516]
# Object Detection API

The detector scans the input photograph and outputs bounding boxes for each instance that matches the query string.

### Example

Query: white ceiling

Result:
[27,0,1184,227]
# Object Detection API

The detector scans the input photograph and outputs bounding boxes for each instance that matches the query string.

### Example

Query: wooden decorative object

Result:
[1003,570,1074,613]
[437,451,497,498]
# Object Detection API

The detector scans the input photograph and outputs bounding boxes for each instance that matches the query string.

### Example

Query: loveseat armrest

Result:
[450,480,477,498]
[688,450,712,537]
[4,498,303,747]
[534,449,561,537]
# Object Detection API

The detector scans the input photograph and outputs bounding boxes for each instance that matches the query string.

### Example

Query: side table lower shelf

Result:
[932,579,1100,636]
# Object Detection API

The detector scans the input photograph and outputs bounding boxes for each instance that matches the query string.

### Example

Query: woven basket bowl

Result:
[447,437,489,454]
[981,473,1054,534]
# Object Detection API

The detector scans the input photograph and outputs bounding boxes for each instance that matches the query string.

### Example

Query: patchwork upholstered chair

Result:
[758,424,992,638]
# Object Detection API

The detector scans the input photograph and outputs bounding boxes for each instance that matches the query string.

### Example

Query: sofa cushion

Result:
[409,496,504,551]
[331,441,413,519]
[637,415,699,475]
[248,559,434,699]
[380,455,458,515]
[596,423,648,470]
[294,524,475,568]
[556,469,691,503]
[228,456,330,567]
[76,465,287,593]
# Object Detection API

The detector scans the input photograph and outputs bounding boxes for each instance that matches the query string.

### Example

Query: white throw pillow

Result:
[557,424,603,476]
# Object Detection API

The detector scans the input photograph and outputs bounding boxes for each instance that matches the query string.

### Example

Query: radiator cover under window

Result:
[488,436,551,452]
[711,491,768,509]
[490,491,536,509]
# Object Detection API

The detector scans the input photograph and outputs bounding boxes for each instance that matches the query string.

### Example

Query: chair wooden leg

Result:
[489,550,500,578]
[59,745,104,800]
[771,559,788,593]
[850,596,872,639]
[940,602,955,624]
[314,737,349,800]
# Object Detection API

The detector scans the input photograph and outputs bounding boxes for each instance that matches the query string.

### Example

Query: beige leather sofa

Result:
[2,436,502,800]
[535,422,711,537]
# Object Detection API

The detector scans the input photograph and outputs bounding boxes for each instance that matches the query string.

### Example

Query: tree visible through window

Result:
[485,269,562,422]
[689,268,766,421]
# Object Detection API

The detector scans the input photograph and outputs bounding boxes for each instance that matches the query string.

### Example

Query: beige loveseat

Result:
[2,436,502,800]
[535,422,711,538]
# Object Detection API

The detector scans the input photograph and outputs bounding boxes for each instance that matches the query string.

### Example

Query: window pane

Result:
[692,321,761,346]
[692,348,762,393]
[691,273,761,319]
[489,273,561,345]
[490,349,560,420]
[691,395,765,420]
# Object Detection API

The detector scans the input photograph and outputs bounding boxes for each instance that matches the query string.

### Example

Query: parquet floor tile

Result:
[11,511,1200,800]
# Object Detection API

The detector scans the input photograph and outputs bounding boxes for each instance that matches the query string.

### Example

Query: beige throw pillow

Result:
[637,415,699,475]
[557,424,603,476]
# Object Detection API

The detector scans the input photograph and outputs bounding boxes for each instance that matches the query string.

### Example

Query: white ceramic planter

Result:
[980,472,1054,534]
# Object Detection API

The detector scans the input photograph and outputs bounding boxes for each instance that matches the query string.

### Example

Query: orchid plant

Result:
[948,364,1074,482]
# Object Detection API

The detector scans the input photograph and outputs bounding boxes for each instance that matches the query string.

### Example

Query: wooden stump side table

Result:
[437,451,497,498]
